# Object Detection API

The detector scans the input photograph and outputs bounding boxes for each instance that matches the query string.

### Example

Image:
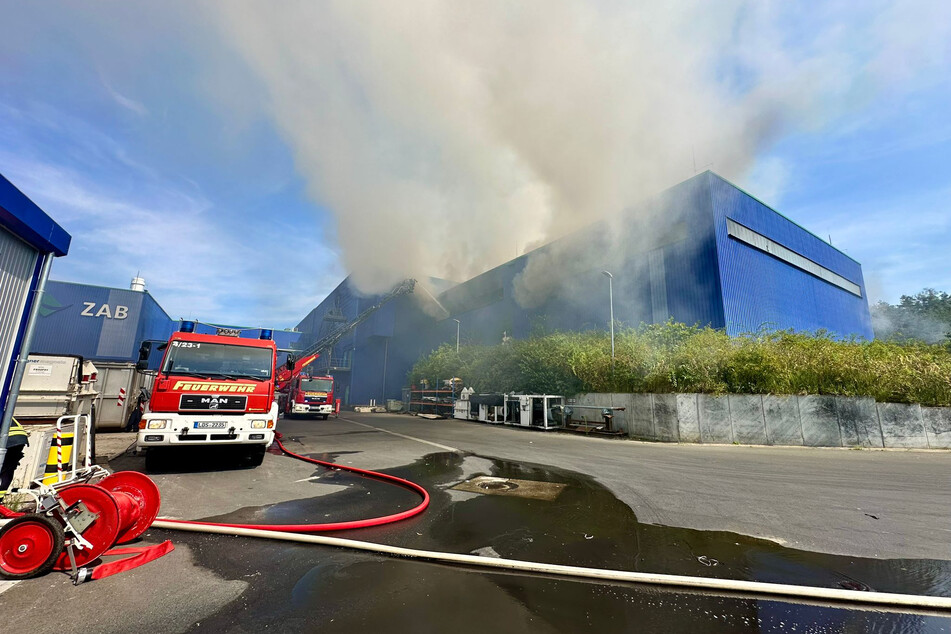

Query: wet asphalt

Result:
[1,412,949,633]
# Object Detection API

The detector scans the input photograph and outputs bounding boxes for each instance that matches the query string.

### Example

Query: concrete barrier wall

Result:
[573,393,950,449]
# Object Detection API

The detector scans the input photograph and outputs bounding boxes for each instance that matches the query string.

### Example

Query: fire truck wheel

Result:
[0,514,65,580]
[245,446,266,467]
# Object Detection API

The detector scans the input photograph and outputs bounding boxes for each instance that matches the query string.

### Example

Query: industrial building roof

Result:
[0,173,71,256]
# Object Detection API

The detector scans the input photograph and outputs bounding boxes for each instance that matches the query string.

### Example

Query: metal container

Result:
[91,361,156,430]
[12,354,98,420]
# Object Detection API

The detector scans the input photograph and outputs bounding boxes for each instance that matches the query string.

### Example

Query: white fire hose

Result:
[152,520,951,613]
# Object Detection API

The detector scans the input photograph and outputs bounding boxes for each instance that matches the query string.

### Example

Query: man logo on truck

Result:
[172,381,256,392]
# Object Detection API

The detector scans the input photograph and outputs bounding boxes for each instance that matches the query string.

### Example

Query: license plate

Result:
[194,421,227,429]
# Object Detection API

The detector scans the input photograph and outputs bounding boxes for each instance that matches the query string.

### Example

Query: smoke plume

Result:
[214,1,951,295]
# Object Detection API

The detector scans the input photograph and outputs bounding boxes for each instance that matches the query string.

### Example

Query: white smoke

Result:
[213,0,951,295]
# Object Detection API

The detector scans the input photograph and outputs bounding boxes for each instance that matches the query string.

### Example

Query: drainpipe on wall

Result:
[381,337,389,404]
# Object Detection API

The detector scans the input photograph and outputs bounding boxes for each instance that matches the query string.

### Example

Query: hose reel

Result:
[0,471,162,581]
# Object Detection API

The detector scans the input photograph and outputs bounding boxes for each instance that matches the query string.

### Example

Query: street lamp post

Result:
[601,271,615,361]
[452,319,460,353]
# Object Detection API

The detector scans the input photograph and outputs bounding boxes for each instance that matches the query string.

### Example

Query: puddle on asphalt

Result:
[179,451,951,633]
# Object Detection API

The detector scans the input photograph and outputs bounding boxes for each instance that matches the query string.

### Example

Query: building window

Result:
[726,219,862,297]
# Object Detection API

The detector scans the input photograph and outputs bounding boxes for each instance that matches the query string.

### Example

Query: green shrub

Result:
[408,322,951,406]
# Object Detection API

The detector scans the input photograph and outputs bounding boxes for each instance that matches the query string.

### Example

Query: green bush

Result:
[407,322,951,406]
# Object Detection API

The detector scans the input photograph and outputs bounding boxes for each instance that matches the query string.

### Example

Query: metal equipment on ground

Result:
[0,467,165,583]
[562,404,627,435]
[453,390,565,430]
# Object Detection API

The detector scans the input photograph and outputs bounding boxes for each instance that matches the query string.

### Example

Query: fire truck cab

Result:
[135,323,278,469]
[282,374,334,420]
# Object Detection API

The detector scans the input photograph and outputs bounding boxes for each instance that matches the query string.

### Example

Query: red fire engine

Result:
[275,353,335,420]
[134,322,278,469]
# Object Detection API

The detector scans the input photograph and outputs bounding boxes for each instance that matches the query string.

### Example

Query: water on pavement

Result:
[146,450,951,633]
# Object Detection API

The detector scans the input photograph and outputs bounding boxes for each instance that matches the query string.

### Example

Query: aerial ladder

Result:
[276,279,417,391]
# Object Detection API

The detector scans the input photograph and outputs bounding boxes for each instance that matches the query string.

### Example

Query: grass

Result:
[408,322,951,407]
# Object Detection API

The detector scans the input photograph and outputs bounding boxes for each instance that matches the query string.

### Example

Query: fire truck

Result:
[134,322,279,470]
[281,373,335,419]
[271,278,418,420]
[274,353,334,419]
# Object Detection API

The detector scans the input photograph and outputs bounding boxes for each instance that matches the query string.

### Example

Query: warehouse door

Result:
[0,226,39,413]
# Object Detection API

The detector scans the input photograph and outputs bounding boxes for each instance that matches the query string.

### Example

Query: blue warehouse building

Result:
[31,280,303,367]
[14,171,872,410]
[294,172,873,405]
[0,174,71,427]
[32,281,177,366]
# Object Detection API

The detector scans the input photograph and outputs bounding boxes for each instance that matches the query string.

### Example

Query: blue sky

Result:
[0,3,344,328]
[1,2,949,328]
[746,76,951,302]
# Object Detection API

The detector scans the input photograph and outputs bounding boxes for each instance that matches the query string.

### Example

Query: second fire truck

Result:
[275,353,335,420]
[281,373,335,420]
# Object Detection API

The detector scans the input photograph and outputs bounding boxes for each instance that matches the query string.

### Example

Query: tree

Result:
[871,288,951,343]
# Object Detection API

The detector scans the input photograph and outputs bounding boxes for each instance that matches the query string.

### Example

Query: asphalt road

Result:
[329,413,951,560]
[1,412,949,633]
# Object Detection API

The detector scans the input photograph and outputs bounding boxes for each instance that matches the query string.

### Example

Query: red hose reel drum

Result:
[0,515,65,580]
[97,471,161,544]
[53,485,120,570]
[51,472,161,571]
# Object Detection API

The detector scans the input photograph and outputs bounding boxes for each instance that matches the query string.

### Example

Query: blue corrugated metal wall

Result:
[31,281,176,362]
[708,173,873,338]
[293,172,874,404]
[297,174,729,403]
[31,281,304,366]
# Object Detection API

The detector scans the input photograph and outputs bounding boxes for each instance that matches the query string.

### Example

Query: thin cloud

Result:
[1,140,340,327]
[99,74,149,116]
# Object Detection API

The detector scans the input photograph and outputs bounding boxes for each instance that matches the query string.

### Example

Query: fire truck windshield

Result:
[301,378,333,392]
[162,341,272,380]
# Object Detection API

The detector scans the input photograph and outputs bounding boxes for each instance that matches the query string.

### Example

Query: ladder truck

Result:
[277,279,417,417]
[275,353,335,419]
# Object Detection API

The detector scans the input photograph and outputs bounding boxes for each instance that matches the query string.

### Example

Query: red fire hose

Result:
[0,433,428,582]
[157,432,430,532]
